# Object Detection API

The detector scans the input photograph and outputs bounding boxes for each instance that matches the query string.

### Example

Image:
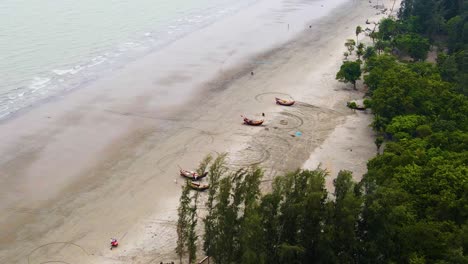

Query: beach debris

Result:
[295,131,302,137]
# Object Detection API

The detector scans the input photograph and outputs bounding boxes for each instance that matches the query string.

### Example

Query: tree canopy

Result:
[336,61,362,89]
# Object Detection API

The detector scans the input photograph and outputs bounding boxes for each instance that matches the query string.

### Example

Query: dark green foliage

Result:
[357,1,468,261]
[363,46,376,60]
[330,171,362,263]
[356,43,365,59]
[357,1,466,262]
[336,61,362,89]
[347,101,357,109]
[187,191,198,263]
[374,136,384,150]
[394,33,430,60]
[363,99,372,108]
[203,154,227,257]
[378,18,399,40]
[446,15,465,52]
[194,168,362,264]
[374,39,390,54]
[364,54,398,93]
[356,25,363,45]
[204,167,264,263]
[345,39,356,54]
[176,182,192,263]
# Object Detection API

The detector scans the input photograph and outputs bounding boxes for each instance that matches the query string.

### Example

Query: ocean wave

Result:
[0,0,259,121]
[29,77,51,91]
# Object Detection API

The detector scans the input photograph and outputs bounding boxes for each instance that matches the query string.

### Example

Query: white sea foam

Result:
[0,111,11,119]
[87,56,107,68]
[29,77,51,91]
[0,0,259,121]
[53,65,83,75]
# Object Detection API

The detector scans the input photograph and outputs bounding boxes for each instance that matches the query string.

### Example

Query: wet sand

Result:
[0,0,398,263]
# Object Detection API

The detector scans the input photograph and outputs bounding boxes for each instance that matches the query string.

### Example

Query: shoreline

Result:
[0,0,398,263]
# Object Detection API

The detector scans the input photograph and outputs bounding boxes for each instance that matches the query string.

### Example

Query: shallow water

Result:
[0,0,256,119]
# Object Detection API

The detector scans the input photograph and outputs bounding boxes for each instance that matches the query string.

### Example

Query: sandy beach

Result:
[0,0,398,263]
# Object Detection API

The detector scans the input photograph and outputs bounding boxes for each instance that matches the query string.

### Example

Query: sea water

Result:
[0,0,256,119]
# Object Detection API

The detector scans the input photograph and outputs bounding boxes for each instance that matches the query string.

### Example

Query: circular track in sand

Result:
[156,150,218,172]
[28,242,88,264]
[274,112,304,130]
[183,132,215,150]
[228,142,270,167]
[254,92,294,103]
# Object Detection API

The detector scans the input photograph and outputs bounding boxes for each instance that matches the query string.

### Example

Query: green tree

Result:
[374,39,390,54]
[211,177,234,263]
[331,171,362,263]
[203,154,227,257]
[394,33,430,61]
[239,168,265,263]
[375,136,384,151]
[356,43,365,60]
[336,61,362,89]
[176,182,191,263]
[437,53,459,83]
[446,16,464,51]
[369,30,378,44]
[356,25,363,45]
[258,189,282,264]
[385,115,427,136]
[187,190,199,263]
[345,39,356,54]
[298,170,329,262]
[378,18,398,40]
[363,46,376,60]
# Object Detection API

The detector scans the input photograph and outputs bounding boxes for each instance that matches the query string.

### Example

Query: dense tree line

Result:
[357,1,467,262]
[178,154,364,264]
[176,2,467,263]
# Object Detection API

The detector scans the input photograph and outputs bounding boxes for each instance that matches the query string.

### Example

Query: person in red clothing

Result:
[110,238,118,249]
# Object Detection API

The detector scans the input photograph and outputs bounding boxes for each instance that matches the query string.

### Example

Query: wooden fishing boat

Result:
[179,169,208,180]
[275,97,295,106]
[189,181,209,191]
[241,115,264,126]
